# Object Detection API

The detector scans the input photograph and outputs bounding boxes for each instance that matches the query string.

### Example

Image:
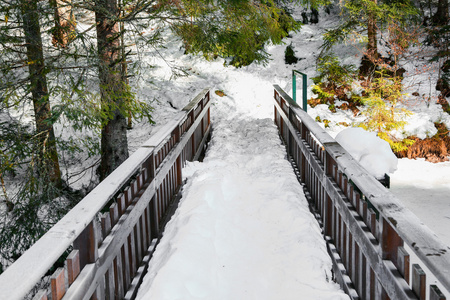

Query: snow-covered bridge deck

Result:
[135,114,347,299]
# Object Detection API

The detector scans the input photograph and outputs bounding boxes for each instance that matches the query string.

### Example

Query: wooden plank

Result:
[342,221,347,266]
[354,193,360,218]
[430,285,446,300]
[361,255,367,299]
[150,196,160,238]
[121,244,131,292]
[113,257,124,298]
[67,249,80,286]
[73,220,99,269]
[124,186,132,207]
[354,243,360,296]
[369,267,375,300]
[412,264,426,300]
[110,203,119,228]
[135,220,143,263]
[104,267,115,299]
[101,213,112,239]
[140,215,147,256]
[132,180,138,201]
[118,193,126,216]
[367,208,377,238]
[397,246,410,284]
[381,217,403,269]
[51,268,65,300]
[348,233,353,280]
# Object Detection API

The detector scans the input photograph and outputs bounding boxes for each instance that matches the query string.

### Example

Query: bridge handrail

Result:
[0,88,211,300]
[273,84,450,300]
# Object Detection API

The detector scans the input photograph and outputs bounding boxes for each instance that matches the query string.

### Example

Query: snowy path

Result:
[135,94,349,299]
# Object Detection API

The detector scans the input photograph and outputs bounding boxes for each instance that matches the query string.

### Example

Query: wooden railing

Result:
[0,89,211,300]
[273,85,450,300]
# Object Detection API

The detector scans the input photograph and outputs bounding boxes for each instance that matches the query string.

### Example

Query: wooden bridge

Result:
[0,86,449,300]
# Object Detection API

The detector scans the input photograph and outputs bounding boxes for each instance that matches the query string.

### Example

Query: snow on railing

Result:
[273,85,450,300]
[0,89,211,300]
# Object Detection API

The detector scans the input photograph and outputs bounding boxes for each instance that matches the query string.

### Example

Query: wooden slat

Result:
[348,233,353,279]
[382,218,403,268]
[124,186,132,207]
[361,255,367,298]
[73,220,98,270]
[397,246,410,284]
[51,268,66,300]
[430,285,446,300]
[412,264,426,300]
[131,180,137,201]
[110,203,119,227]
[135,218,143,263]
[368,208,377,238]
[118,193,126,216]
[128,231,137,278]
[67,250,81,285]
[101,213,112,239]
[104,267,115,299]
[121,244,131,292]
[354,243,360,296]
[114,257,124,298]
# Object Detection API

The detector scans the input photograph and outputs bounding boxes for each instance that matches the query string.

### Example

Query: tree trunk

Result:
[360,0,379,77]
[433,0,449,25]
[21,0,62,187]
[52,0,76,47]
[95,0,129,180]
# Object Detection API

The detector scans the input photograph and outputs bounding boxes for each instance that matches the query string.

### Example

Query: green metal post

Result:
[292,70,297,104]
[292,70,308,112]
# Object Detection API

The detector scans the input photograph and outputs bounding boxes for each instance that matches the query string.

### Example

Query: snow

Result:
[127,4,450,298]
[390,158,450,246]
[335,127,398,179]
[2,2,450,297]
[136,80,349,300]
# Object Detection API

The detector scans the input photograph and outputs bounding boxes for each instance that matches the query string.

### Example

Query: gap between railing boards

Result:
[0,88,212,300]
[273,84,450,300]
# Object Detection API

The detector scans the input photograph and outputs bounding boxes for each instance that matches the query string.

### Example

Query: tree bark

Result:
[95,0,129,180]
[52,0,76,47]
[360,0,379,77]
[433,0,449,26]
[21,0,62,187]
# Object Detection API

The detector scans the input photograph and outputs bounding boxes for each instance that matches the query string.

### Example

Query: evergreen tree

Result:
[9,0,62,187]
[172,0,301,67]
[321,0,418,77]
[94,0,130,179]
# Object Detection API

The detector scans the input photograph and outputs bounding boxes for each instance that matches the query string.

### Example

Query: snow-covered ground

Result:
[390,158,450,246]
